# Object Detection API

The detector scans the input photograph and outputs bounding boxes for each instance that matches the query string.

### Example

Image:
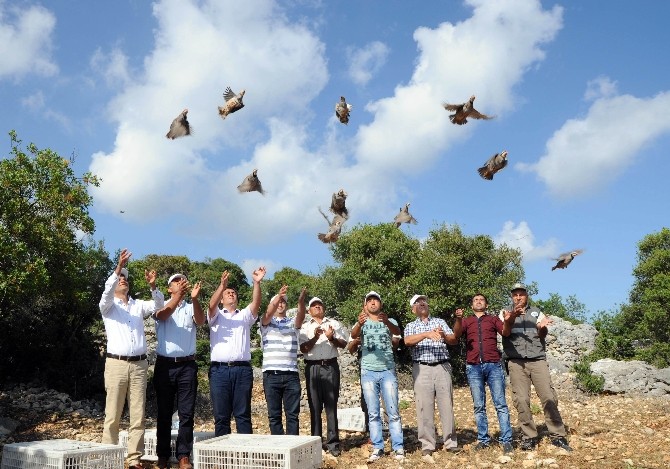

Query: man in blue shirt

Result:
[153,274,205,469]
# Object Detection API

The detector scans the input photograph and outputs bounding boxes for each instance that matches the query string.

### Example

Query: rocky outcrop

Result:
[544,315,598,372]
[590,358,670,397]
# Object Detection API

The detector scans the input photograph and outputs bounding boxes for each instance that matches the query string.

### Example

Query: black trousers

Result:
[305,362,340,451]
[153,359,198,460]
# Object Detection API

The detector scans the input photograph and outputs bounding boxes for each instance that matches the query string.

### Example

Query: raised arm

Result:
[295,286,307,329]
[155,278,189,321]
[208,271,229,319]
[249,266,267,319]
[191,281,205,325]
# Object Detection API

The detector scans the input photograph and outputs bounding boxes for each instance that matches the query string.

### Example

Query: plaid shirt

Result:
[404,316,453,363]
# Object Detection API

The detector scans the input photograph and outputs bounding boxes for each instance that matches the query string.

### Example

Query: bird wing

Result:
[468,108,495,120]
[166,111,191,139]
[442,102,462,111]
[223,87,236,102]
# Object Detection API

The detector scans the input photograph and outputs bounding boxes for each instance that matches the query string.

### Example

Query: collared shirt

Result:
[209,305,257,362]
[259,316,300,372]
[155,299,197,357]
[461,312,504,364]
[404,316,452,363]
[298,317,345,361]
[99,272,165,357]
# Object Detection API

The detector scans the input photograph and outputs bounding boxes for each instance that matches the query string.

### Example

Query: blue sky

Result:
[2,0,669,319]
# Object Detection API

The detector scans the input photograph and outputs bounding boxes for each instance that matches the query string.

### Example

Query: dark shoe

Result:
[502,442,514,453]
[551,437,573,452]
[178,456,193,469]
[520,438,537,451]
[474,442,490,451]
[329,448,341,457]
[156,457,169,469]
[446,446,463,454]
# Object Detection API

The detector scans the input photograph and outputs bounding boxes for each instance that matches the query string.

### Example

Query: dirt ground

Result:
[2,377,670,469]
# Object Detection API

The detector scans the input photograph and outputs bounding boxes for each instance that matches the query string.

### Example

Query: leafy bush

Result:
[573,356,605,394]
[251,348,263,368]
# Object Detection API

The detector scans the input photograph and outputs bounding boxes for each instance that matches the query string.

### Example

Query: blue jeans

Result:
[209,364,253,436]
[466,362,512,444]
[263,371,301,435]
[361,369,403,451]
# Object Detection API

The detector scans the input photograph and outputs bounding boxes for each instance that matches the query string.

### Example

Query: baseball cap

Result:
[271,294,288,302]
[119,268,129,278]
[308,297,324,307]
[410,294,427,306]
[168,273,187,285]
[510,282,527,293]
[365,291,381,302]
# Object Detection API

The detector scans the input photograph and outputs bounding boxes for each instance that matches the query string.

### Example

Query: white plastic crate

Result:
[0,439,123,469]
[337,407,366,432]
[118,429,214,462]
[194,434,322,469]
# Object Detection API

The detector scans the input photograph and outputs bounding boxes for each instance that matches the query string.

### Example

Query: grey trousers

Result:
[508,358,567,439]
[412,361,457,451]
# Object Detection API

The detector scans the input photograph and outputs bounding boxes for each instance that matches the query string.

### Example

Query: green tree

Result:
[0,131,110,396]
[534,293,587,324]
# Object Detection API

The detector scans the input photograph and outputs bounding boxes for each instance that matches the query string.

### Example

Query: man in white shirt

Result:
[208,267,266,436]
[99,248,164,469]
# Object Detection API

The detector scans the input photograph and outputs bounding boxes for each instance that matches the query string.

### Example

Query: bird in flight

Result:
[551,249,584,271]
[394,203,418,228]
[237,169,264,195]
[218,87,245,119]
[477,150,508,180]
[166,109,191,139]
[335,96,352,125]
[443,95,494,125]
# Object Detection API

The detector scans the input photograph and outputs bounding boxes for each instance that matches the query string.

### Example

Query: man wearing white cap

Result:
[153,273,205,469]
[500,283,572,452]
[350,291,404,462]
[299,296,346,456]
[404,294,460,461]
[99,248,164,469]
[259,285,307,435]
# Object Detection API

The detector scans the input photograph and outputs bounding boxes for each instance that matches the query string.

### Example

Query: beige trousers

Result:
[101,357,148,464]
[412,361,457,451]
[508,358,567,439]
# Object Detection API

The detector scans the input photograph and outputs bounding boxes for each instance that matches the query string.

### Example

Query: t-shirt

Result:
[360,318,398,372]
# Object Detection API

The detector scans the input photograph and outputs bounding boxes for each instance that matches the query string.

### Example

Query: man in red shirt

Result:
[453,293,516,453]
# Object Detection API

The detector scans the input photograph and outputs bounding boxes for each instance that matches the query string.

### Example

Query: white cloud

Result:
[0,3,57,79]
[584,76,617,101]
[90,47,132,88]
[241,258,278,282]
[20,90,72,130]
[88,0,563,244]
[518,89,670,197]
[494,221,559,262]
[347,41,389,86]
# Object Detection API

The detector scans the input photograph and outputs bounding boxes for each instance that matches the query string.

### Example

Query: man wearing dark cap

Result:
[99,249,164,469]
[350,291,404,463]
[299,296,346,456]
[501,283,572,452]
[153,273,205,469]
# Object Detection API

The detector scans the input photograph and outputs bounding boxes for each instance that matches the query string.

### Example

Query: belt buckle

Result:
[227,361,234,367]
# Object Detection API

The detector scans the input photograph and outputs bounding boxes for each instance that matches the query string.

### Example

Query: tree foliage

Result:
[0,131,111,396]
[589,228,670,368]
[534,293,587,324]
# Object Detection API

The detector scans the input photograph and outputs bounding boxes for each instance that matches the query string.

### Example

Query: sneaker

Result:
[520,438,537,451]
[393,449,405,461]
[502,442,514,453]
[474,442,490,451]
[446,446,463,454]
[368,448,384,463]
[329,448,341,457]
[422,452,435,464]
[551,437,573,452]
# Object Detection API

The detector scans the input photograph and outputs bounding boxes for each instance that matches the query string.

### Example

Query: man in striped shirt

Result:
[404,294,461,461]
[259,285,307,435]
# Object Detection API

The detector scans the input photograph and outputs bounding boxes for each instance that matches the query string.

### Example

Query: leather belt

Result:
[106,353,147,362]
[264,370,299,375]
[211,361,251,367]
[157,354,195,363]
[305,357,338,366]
[415,359,448,366]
